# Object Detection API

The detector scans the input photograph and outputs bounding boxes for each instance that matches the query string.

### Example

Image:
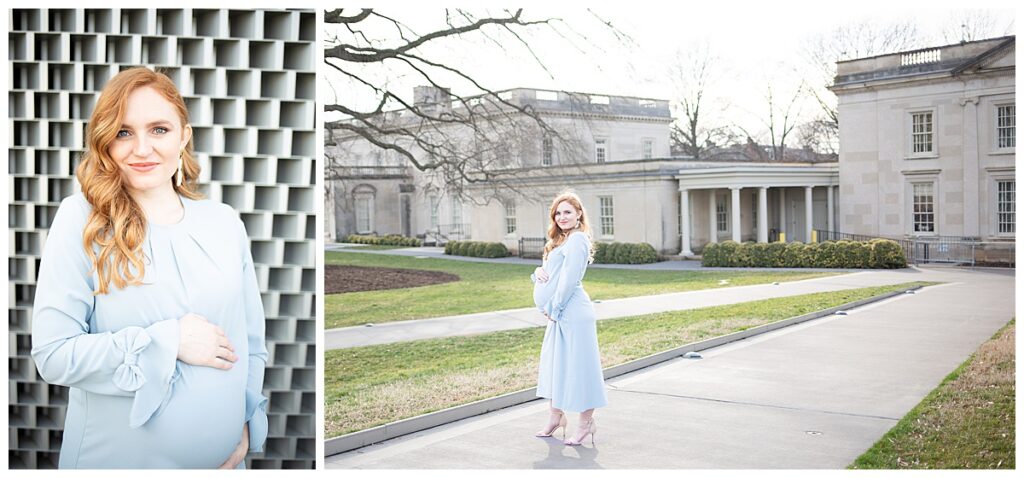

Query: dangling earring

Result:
[176,152,184,187]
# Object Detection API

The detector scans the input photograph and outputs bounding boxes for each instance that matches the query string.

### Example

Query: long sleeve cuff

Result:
[121,319,180,428]
[542,301,565,322]
[245,387,269,452]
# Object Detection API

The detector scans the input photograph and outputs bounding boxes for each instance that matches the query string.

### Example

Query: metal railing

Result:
[518,237,546,259]
[815,230,1015,267]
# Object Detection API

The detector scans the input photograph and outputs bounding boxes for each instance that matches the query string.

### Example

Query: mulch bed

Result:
[325,265,460,294]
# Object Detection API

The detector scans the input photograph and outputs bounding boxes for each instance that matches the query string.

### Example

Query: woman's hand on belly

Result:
[534,267,549,283]
[177,313,238,370]
[218,423,249,469]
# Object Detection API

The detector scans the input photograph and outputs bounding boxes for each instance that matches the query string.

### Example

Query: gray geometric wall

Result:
[7,8,316,469]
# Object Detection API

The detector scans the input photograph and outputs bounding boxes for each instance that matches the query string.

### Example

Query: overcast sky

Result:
[323,0,1016,139]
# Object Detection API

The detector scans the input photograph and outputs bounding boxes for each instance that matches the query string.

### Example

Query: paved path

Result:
[326,266,1014,468]
[327,267,935,349]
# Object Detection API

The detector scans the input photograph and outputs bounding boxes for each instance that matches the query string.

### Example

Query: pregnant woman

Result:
[532,191,608,446]
[31,67,268,468]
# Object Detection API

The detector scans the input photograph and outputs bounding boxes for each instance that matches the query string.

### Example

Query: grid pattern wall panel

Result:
[7,8,316,469]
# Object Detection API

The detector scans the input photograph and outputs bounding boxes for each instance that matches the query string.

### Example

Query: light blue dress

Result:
[31,193,268,469]
[533,231,608,412]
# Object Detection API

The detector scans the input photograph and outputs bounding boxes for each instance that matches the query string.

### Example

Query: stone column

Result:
[779,188,787,242]
[708,189,718,244]
[731,187,742,242]
[679,189,693,256]
[758,187,768,243]
[805,186,814,242]
[961,96,980,237]
[827,185,835,234]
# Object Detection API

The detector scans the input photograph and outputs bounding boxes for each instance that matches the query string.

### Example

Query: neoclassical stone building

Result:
[831,36,1015,242]
[328,86,839,255]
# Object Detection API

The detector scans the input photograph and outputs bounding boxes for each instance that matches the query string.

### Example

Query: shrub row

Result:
[593,242,659,264]
[344,234,422,247]
[702,239,906,269]
[444,240,509,258]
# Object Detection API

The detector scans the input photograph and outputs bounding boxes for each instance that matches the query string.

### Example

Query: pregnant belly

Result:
[80,363,247,468]
[534,280,556,309]
[147,364,247,466]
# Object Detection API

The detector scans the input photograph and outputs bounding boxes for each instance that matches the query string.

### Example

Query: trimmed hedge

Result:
[344,234,422,247]
[593,241,659,264]
[702,239,906,269]
[444,240,509,258]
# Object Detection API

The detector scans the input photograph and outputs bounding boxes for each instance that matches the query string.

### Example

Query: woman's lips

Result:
[129,162,159,172]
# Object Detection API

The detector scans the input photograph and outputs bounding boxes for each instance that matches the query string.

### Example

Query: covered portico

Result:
[676,165,839,256]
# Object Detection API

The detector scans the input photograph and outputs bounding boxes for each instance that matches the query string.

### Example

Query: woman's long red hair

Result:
[542,191,594,262]
[76,67,201,294]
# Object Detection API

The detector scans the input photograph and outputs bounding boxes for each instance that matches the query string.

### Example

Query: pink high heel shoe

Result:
[535,411,568,439]
[564,418,596,446]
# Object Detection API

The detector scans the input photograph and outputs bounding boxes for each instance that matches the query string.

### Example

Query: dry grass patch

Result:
[851,321,1015,469]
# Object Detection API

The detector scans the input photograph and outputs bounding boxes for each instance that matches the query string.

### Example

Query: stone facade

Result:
[831,36,1016,241]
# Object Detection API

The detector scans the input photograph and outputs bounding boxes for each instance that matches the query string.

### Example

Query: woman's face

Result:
[108,86,191,194]
[553,201,580,231]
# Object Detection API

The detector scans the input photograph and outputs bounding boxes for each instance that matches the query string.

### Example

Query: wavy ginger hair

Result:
[542,191,594,263]
[76,67,201,294]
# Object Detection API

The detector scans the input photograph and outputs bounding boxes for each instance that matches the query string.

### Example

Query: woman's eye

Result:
[153,126,169,134]
[116,129,131,138]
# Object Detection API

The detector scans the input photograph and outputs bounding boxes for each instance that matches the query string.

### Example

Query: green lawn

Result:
[335,244,411,250]
[850,320,1015,470]
[325,281,935,438]
[325,251,839,328]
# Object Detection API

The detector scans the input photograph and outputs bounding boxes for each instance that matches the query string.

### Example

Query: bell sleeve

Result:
[236,218,269,452]
[30,195,180,428]
[540,233,590,322]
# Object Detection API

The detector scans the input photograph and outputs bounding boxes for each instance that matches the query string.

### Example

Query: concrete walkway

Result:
[327,267,935,349]
[326,266,1013,468]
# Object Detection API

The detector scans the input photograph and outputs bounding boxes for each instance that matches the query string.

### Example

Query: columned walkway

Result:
[676,165,839,256]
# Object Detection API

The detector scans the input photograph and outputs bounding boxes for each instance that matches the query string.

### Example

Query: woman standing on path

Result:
[31,67,268,468]
[532,191,608,446]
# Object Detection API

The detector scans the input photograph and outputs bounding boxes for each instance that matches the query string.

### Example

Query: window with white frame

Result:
[912,182,935,233]
[354,193,373,233]
[997,179,1015,234]
[504,200,517,235]
[642,138,654,159]
[751,192,757,232]
[599,196,614,236]
[451,197,462,231]
[542,135,553,166]
[595,138,607,163]
[428,194,439,229]
[997,104,1015,149]
[716,196,727,232]
[911,111,934,154]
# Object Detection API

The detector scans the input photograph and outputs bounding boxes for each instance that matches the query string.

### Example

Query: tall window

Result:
[504,200,517,235]
[354,194,373,233]
[642,138,654,159]
[751,192,757,232]
[716,196,727,232]
[912,182,935,233]
[911,112,933,154]
[542,136,553,166]
[595,138,607,164]
[451,197,462,223]
[428,194,439,229]
[997,180,1015,234]
[997,104,1015,149]
[599,196,614,236]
